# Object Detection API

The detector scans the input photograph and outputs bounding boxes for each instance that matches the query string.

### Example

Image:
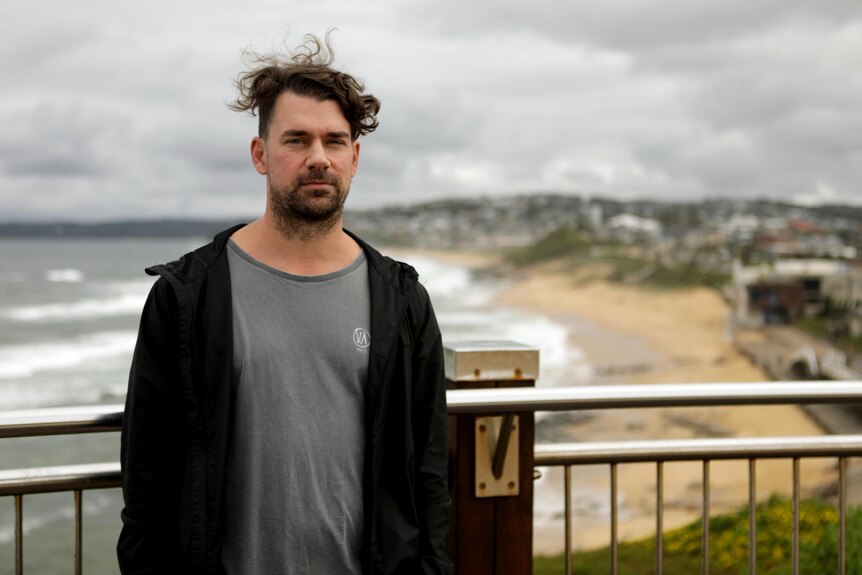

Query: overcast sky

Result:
[1,1,860,221]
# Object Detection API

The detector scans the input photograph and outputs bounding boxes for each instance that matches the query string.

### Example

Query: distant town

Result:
[4,194,862,376]
[5,195,861,256]
[352,195,862,373]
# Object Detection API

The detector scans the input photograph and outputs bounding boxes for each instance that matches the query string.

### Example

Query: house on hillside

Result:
[606,213,662,243]
[732,258,862,326]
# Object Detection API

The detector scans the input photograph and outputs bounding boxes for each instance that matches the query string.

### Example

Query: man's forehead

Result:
[273,92,349,127]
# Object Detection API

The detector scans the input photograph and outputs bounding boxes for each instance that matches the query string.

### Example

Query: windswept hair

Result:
[229,32,380,141]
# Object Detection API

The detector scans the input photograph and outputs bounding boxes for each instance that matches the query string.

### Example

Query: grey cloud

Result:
[409,0,861,51]
[0,101,112,179]
[2,0,860,220]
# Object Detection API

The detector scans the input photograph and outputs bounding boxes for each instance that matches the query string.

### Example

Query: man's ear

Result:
[251,137,268,175]
[352,140,360,176]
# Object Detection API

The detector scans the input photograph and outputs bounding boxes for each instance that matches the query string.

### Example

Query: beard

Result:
[269,169,349,239]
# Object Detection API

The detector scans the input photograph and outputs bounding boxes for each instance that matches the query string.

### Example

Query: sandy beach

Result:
[492,263,840,554]
[395,248,845,554]
[395,248,843,556]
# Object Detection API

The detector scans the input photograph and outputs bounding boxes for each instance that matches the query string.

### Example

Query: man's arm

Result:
[117,278,187,574]
[409,284,455,574]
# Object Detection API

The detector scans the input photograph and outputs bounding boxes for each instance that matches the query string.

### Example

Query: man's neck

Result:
[230,216,361,276]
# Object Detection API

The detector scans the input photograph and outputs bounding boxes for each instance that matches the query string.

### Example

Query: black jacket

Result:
[118,226,453,574]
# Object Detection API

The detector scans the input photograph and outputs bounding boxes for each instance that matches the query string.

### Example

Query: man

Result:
[118,35,453,574]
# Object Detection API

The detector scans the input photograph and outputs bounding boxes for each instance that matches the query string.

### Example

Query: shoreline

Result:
[390,247,847,555]
[493,267,840,554]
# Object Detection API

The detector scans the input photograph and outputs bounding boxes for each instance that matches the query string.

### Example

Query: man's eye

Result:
[285,138,305,145]
[329,140,346,146]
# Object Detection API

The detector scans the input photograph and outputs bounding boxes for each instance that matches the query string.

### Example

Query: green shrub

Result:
[534,497,862,575]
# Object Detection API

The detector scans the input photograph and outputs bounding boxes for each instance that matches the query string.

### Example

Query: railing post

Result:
[445,341,538,575]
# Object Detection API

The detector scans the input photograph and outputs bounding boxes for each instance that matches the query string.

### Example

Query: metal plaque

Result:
[474,415,520,498]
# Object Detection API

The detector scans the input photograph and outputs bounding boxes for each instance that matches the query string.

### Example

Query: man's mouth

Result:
[298,173,338,187]
[300,182,334,197]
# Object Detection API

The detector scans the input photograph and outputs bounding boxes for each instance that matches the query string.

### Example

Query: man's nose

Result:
[306,140,331,170]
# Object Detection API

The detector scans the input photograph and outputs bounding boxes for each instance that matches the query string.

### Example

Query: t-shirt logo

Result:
[353,328,371,350]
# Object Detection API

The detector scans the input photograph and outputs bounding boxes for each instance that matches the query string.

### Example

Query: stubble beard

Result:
[269,169,349,241]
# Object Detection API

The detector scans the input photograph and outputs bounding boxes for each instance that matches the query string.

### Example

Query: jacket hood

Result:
[145,224,245,284]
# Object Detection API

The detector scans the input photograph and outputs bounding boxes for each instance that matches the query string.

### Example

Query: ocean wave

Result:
[406,255,585,387]
[0,504,74,544]
[5,294,145,322]
[0,331,137,380]
[45,268,84,282]
[439,303,584,388]
[0,370,130,410]
[408,256,497,306]
[3,280,153,322]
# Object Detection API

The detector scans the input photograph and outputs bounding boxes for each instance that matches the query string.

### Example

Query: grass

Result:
[604,257,728,290]
[795,313,862,355]
[795,316,830,339]
[534,496,862,575]
[506,226,728,290]
[505,226,592,266]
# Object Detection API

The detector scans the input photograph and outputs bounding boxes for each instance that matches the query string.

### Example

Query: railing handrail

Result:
[535,434,862,465]
[6,434,862,496]
[0,463,121,496]
[447,381,862,413]
[3,381,862,437]
[5,433,862,497]
[0,404,123,438]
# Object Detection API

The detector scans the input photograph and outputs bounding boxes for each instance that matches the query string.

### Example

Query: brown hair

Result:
[229,32,380,141]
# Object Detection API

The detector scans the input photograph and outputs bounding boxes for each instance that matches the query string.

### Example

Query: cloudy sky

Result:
[1,0,860,221]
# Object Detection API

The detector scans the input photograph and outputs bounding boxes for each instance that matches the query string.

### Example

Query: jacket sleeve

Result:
[117,277,188,574]
[409,284,455,574]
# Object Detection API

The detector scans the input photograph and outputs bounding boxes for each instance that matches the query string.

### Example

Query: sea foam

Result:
[45,268,85,283]
[0,331,137,380]
[3,280,152,322]
[409,256,497,307]
[409,256,586,387]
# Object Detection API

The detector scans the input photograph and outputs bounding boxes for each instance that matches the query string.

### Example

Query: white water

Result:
[44,268,85,283]
[0,331,137,381]
[409,255,585,386]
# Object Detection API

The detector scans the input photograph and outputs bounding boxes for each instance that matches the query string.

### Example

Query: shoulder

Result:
[346,229,420,294]
[146,224,245,286]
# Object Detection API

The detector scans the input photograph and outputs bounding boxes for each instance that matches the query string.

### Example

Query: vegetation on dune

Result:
[534,496,862,575]
[505,226,593,266]
[506,225,729,290]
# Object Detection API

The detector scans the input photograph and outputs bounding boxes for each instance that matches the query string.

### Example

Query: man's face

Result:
[251,92,359,227]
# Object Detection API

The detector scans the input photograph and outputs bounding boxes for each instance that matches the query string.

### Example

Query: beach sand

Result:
[495,267,840,555]
[394,248,845,556]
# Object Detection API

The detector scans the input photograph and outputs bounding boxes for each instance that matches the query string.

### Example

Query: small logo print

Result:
[353,328,371,349]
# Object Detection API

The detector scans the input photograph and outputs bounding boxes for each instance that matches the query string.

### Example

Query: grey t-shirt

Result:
[222,239,370,575]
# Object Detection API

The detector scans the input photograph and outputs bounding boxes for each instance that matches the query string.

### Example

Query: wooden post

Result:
[445,341,538,575]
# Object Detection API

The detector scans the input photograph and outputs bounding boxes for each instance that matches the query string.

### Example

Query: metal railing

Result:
[536,437,861,575]
[447,380,862,575]
[445,380,862,412]
[0,405,123,575]
[3,380,862,574]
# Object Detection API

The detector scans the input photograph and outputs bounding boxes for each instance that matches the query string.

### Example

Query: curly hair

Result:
[229,32,380,141]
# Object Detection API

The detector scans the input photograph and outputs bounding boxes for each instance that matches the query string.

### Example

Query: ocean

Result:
[0,237,586,573]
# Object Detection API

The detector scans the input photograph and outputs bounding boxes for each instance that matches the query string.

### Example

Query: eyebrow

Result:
[281,129,350,139]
